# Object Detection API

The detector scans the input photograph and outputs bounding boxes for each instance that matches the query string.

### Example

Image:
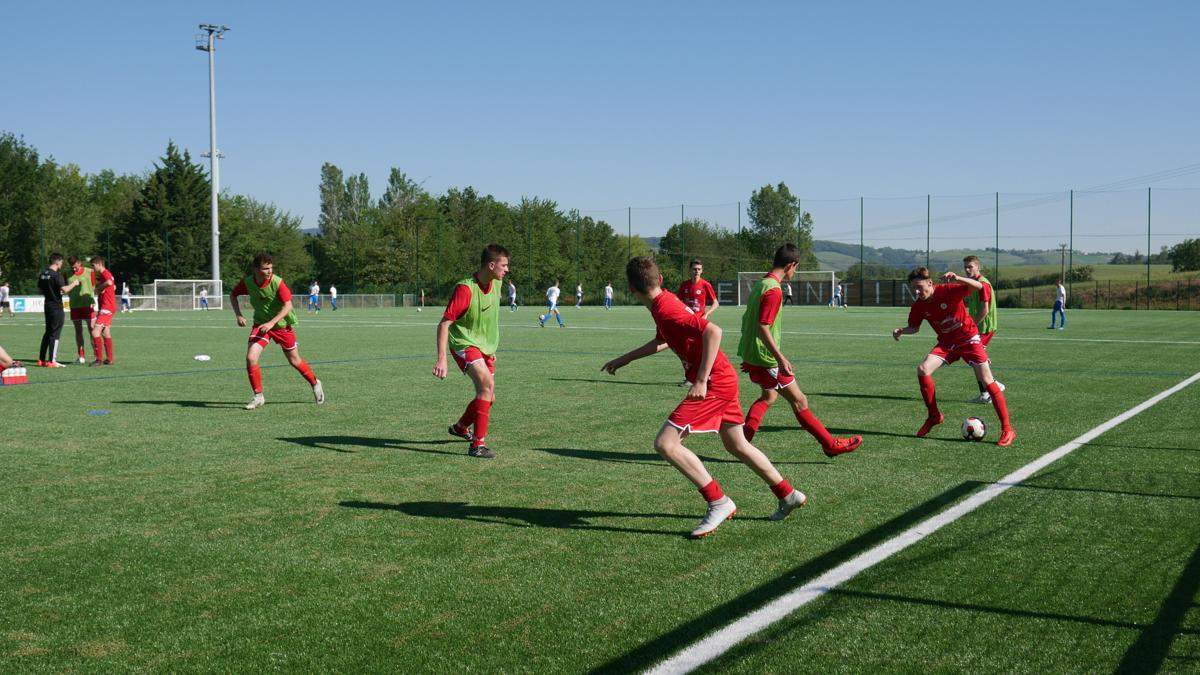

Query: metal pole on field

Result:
[1147,187,1152,310]
[925,194,930,268]
[627,206,632,304]
[737,201,741,235]
[681,204,685,225]
[196,24,229,284]
[859,196,864,307]
[994,192,1000,282]
[1068,189,1074,299]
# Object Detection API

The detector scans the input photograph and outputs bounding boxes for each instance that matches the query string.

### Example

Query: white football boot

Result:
[245,393,266,410]
[770,489,808,521]
[312,379,325,405]
[689,497,737,539]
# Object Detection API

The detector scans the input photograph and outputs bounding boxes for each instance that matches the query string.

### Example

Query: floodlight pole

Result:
[197,24,229,285]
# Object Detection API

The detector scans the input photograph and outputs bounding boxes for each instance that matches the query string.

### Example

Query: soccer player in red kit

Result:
[677,258,719,318]
[230,253,325,410]
[88,256,117,365]
[739,244,862,456]
[602,257,807,539]
[893,267,1015,447]
[434,244,509,459]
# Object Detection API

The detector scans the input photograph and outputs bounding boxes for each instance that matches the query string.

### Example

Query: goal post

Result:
[736,271,839,306]
[150,279,224,311]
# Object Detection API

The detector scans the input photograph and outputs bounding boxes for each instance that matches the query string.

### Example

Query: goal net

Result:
[150,279,224,311]
[736,271,838,306]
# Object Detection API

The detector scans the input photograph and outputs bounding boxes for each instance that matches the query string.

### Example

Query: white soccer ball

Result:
[77,356,86,364]
[194,354,211,362]
[416,307,422,312]
[961,417,987,441]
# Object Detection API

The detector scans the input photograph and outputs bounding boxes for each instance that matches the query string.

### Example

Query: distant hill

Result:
[812,240,1113,272]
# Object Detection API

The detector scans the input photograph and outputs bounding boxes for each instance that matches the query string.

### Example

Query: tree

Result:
[746,182,817,267]
[121,141,211,282]
[0,132,54,290]
[1170,238,1200,272]
[318,162,347,238]
[219,194,311,287]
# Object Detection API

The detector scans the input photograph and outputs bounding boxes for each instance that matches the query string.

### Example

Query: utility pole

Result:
[1059,243,1067,281]
[196,24,230,285]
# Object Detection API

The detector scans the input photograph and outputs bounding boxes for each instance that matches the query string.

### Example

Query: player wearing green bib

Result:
[738,244,862,457]
[230,252,324,410]
[66,256,98,363]
[963,255,1004,404]
[435,244,510,459]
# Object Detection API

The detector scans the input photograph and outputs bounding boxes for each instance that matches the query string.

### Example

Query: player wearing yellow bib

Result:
[230,252,324,410]
[434,244,510,459]
[66,256,98,363]
[739,244,862,457]
[962,255,1004,403]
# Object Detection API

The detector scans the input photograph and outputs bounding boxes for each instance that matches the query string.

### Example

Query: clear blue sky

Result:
[4,1,1198,252]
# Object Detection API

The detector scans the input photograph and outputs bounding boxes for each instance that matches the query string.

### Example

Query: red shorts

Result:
[70,306,94,321]
[979,332,994,347]
[667,395,744,434]
[453,346,495,374]
[930,336,989,366]
[742,362,796,390]
[94,309,114,327]
[249,326,298,351]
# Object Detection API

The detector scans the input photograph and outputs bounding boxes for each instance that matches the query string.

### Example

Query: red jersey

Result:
[96,269,116,313]
[907,283,978,347]
[651,290,738,400]
[677,278,717,313]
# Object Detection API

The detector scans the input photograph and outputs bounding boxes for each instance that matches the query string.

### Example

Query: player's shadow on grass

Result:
[807,391,913,401]
[278,436,462,456]
[551,377,677,388]
[116,399,281,409]
[536,447,826,466]
[338,500,703,537]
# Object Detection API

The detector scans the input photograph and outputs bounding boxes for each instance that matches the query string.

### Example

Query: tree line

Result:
[0,130,819,297]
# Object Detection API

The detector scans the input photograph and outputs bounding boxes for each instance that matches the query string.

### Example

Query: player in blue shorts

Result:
[539,280,565,327]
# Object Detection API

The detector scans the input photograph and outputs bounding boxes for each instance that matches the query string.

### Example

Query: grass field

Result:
[1,304,1199,672]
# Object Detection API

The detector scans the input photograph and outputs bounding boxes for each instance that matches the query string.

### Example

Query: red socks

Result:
[91,336,103,360]
[918,374,939,417]
[744,399,770,442]
[472,399,493,446]
[795,408,834,449]
[988,381,1012,430]
[771,479,794,499]
[292,359,318,385]
[247,364,263,394]
[456,399,494,446]
[456,399,478,430]
[103,337,114,363]
[699,479,725,503]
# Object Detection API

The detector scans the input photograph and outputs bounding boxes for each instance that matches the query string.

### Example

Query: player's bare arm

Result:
[433,319,452,379]
[231,294,248,327]
[258,299,294,334]
[687,322,722,401]
[893,325,919,340]
[601,338,667,375]
[704,297,718,319]
[756,322,793,376]
[942,271,983,290]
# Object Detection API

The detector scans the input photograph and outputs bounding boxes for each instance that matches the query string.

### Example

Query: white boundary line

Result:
[647,370,1200,675]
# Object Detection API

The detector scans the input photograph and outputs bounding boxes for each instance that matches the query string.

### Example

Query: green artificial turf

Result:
[1,304,1197,672]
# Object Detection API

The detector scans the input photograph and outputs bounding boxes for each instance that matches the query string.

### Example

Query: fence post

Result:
[859,196,864,307]
[1068,188,1074,302]
[1147,187,1152,311]
[995,191,1000,284]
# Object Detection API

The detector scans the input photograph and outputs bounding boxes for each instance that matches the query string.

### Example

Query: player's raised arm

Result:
[601,337,668,375]
[942,271,982,290]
